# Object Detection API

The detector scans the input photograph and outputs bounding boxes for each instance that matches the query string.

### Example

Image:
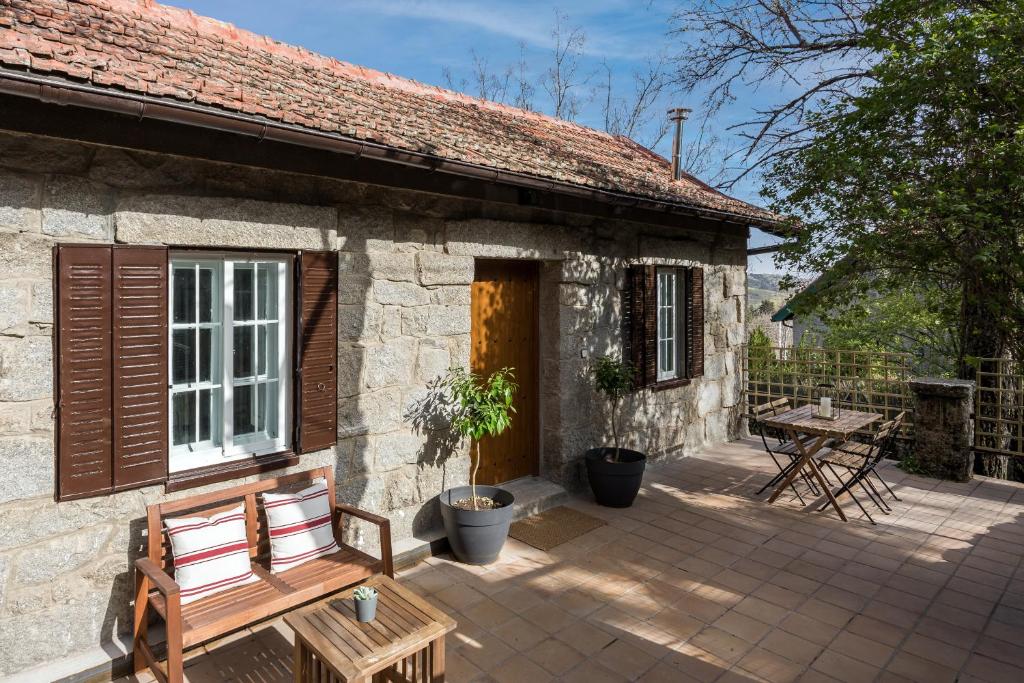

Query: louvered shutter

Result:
[295,250,339,453]
[56,245,169,501]
[112,246,168,490]
[56,245,114,500]
[686,266,705,379]
[625,264,657,388]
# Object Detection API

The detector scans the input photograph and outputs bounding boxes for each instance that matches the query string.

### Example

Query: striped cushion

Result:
[263,479,340,573]
[165,503,258,605]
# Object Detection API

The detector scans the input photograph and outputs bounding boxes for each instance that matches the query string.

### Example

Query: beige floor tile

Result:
[490,615,547,652]
[490,653,553,683]
[460,632,516,672]
[690,626,754,664]
[444,650,483,682]
[759,629,824,666]
[560,660,629,683]
[462,596,517,629]
[713,610,773,643]
[886,651,958,683]
[811,650,880,683]
[595,638,659,679]
[555,619,617,656]
[736,647,805,683]
[524,637,585,676]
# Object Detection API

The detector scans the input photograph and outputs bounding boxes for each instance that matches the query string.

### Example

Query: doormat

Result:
[509,506,606,551]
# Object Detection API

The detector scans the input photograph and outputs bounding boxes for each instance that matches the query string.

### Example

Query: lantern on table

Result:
[815,383,840,420]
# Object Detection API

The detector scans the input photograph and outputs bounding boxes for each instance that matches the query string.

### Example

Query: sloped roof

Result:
[0,0,777,225]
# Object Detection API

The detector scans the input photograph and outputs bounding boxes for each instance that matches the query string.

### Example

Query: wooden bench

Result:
[133,467,393,683]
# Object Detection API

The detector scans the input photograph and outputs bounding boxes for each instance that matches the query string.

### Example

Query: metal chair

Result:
[747,398,821,503]
[816,412,905,524]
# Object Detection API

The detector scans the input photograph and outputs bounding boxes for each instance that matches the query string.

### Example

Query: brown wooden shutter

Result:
[56,245,114,500]
[686,266,705,379]
[625,264,657,388]
[112,246,168,490]
[295,250,339,453]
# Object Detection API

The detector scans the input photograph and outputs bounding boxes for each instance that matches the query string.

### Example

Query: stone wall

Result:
[0,129,747,677]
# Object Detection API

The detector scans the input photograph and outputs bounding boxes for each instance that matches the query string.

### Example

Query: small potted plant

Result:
[585,355,647,507]
[353,585,378,622]
[438,366,518,564]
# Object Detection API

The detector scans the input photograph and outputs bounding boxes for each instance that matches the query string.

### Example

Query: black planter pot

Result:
[585,447,647,507]
[439,485,516,565]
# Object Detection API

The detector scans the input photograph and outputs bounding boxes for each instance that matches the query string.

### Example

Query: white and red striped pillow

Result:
[262,480,340,573]
[164,503,257,605]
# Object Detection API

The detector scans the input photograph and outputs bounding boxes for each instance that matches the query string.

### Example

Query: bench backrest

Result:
[146,467,337,577]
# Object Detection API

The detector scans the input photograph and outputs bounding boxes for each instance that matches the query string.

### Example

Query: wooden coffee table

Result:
[285,574,456,683]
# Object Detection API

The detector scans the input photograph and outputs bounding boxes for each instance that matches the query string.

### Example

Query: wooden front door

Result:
[471,259,540,485]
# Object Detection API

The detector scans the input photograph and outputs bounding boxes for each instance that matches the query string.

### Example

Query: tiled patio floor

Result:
[123,438,1024,682]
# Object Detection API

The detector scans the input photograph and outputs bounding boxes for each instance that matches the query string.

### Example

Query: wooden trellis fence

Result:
[743,346,915,438]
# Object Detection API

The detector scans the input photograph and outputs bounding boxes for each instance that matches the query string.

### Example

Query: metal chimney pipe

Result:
[668,107,692,181]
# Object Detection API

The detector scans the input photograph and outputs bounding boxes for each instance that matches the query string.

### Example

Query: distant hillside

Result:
[747,272,789,313]
[748,273,786,291]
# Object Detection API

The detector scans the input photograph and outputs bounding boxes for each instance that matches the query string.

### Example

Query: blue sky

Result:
[172,0,784,272]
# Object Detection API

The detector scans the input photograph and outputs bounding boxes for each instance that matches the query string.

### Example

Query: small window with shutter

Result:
[54,245,339,501]
[625,263,704,390]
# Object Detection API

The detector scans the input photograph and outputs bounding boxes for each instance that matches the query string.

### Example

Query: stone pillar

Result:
[909,378,975,481]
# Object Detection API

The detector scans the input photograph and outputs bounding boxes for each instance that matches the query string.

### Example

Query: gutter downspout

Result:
[0,69,778,231]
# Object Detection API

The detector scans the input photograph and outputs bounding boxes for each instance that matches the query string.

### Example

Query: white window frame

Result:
[656,267,683,382]
[168,252,293,473]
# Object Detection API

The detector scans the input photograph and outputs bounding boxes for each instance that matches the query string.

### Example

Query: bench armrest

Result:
[334,503,394,578]
[334,503,389,526]
[135,558,180,597]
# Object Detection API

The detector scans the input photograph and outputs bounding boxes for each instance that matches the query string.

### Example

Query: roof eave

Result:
[0,68,780,230]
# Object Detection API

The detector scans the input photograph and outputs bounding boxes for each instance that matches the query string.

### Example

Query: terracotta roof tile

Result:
[0,0,777,225]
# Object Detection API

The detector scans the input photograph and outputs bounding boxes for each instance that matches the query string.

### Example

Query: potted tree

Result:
[585,355,647,507]
[438,366,518,564]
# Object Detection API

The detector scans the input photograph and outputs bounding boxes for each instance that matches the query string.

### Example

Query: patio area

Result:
[123,437,1024,682]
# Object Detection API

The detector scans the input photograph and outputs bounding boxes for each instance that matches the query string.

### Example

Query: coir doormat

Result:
[509,506,606,551]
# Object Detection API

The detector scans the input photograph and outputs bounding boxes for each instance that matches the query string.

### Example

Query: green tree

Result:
[442,367,518,509]
[591,356,634,462]
[766,0,1024,381]
[758,0,1024,476]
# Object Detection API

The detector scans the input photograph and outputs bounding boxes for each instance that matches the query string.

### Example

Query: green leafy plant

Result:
[353,586,377,601]
[442,367,518,510]
[592,356,634,462]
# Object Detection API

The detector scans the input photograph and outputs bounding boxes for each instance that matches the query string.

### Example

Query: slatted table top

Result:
[284,574,456,680]
[762,404,882,440]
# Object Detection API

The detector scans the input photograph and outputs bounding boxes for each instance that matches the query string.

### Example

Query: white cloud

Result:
[335,0,662,59]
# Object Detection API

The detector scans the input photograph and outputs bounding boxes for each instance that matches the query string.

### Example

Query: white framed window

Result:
[169,253,292,473]
[656,267,683,381]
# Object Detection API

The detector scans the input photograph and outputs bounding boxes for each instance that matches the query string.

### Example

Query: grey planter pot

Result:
[585,447,647,507]
[354,594,377,622]
[439,485,515,565]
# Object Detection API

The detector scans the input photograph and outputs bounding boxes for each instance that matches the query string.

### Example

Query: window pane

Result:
[172,329,195,384]
[198,388,221,443]
[234,265,254,321]
[173,268,195,324]
[198,327,215,383]
[233,326,254,379]
[257,263,278,320]
[172,392,196,446]
[199,267,215,323]
[257,382,279,439]
[257,323,280,378]
[234,384,255,436]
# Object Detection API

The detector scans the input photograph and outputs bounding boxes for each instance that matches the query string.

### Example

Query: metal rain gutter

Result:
[0,69,780,230]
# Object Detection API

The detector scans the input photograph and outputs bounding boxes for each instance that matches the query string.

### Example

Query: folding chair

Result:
[747,398,821,503]
[816,412,905,524]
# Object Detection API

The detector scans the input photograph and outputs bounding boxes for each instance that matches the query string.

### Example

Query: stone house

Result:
[0,1,777,678]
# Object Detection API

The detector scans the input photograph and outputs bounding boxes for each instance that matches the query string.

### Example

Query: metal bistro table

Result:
[762,404,881,521]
